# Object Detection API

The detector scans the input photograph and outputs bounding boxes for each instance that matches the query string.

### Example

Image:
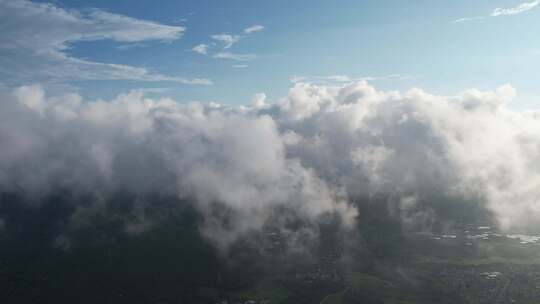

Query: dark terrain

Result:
[1,191,539,304]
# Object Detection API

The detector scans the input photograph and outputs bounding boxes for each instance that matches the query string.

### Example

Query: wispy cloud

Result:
[173,18,188,24]
[194,25,266,62]
[192,43,209,55]
[452,16,485,23]
[211,34,241,49]
[244,25,265,34]
[233,64,249,68]
[454,0,539,23]
[213,52,257,61]
[491,0,539,16]
[42,54,212,85]
[0,0,209,85]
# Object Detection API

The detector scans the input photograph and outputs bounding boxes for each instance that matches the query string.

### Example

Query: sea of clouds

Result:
[1,81,540,249]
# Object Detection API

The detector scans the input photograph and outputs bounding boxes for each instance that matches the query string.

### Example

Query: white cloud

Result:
[0,84,356,250]
[35,53,212,85]
[195,26,264,60]
[4,79,540,249]
[233,64,249,68]
[211,33,241,49]
[251,93,267,108]
[192,43,209,55]
[491,0,539,16]
[452,16,485,23]
[244,25,265,34]
[0,0,209,85]
[273,81,540,232]
[213,52,257,61]
[454,0,539,23]
[80,10,185,42]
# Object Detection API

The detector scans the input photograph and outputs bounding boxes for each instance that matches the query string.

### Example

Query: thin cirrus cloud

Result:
[244,25,265,34]
[453,16,486,23]
[454,0,539,23]
[491,0,539,16]
[0,0,211,85]
[211,25,264,49]
[213,52,258,61]
[192,25,265,61]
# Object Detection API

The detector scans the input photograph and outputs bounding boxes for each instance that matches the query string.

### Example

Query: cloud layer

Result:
[2,81,540,250]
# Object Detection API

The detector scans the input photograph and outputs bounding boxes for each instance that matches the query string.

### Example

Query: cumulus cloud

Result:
[0,84,356,250]
[244,25,265,34]
[0,0,208,85]
[271,81,540,232]
[251,93,267,108]
[2,80,540,251]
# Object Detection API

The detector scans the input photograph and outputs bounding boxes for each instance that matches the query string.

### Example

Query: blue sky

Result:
[2,0,540,109]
